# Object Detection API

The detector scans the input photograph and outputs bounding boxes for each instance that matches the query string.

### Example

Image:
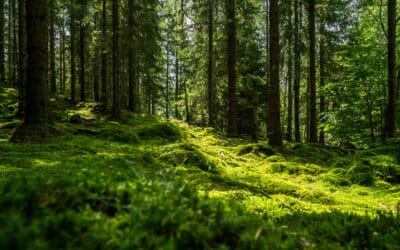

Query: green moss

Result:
[157,143,217,173]
[98,129,140,144]
[137,122,181,142]
[237,143,275,156]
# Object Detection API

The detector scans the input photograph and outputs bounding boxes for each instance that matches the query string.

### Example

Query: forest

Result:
[0,0,400,248]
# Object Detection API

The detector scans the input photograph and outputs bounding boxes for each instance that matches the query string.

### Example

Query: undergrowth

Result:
[1,87,400,249]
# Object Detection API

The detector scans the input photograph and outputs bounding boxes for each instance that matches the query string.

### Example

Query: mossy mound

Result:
[137,122,181,142]
[98,129,140,144]
[157,143,217,173]
[237,143,275,156]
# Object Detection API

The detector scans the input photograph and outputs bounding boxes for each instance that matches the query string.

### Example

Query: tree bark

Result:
[17,0,27,117]
[294,0,301,142]
[267,0,282,146]
[286,2,293,142]
[0,0,4,85]
[226,0,237,136]
[386,0,397,138]
[128,0,136,112]
[49,0,56,93]
[319,17,326,144]
[308,0,317,143]
[79,14,86,101]
[24,0,49,125]
[112,0,120,119]
[208,0,216,127]
[100,0,108,110]
[70,14,76,102]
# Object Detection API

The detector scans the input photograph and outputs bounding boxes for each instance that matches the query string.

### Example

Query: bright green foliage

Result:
[1,88,400,248]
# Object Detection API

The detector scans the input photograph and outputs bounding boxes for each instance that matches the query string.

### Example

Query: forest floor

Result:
[1,87,400,249]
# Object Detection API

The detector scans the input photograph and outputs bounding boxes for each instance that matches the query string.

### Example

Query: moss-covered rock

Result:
[137,122,181,142]
[237,143,275,156]
[157,143,217,173]
[98,129,140,144]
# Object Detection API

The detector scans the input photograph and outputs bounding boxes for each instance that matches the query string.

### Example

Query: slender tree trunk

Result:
[49,0,56,93]
[24,0,49,125]
[79,19,86,101]
[166,49,170,119]
[128,0,136,112]
[12,0,17,86]
[17,0,27,117]
[59,25,65,93]
[100,0,108,110]
[267,0,282,146]
[319,18,326,144]
[175,51,181,119]
[386,0,397,138]
[286,3,293,142]
[208,0,216,127]
[0,0,4,85]
[112,0,120,119]
[70,17,76,102]
[294,0,301,142]
[226,0,237,136]
[308,0,317,143]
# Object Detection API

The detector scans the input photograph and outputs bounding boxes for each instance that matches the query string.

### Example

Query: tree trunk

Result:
[17,0,27,117]
[24,0,49,125]
[386,0,397,138]
[49,0,56,93]
[308,0,317,143]
[286,2,293,142]
[267,0,282,147]
[166,49,170,119]
[79,19,86,101]
[294,0,301,142]
[319,17,326,144]
[226,0,237,136]
[128,0,136,112]
[112,0,120,119]
[100,0,108,110]
[0,0,4,85]
[70,16,76,102]
[208,0,216,127]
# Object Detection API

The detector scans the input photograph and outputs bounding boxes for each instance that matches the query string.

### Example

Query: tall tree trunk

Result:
[12,0,17,86]
[208,0,216,127]
[226,0,237,136]
[49,0,56,93]
[308,0,317,143]
[79,18,86,101]
[70,17,76,102]
[166,49,170,119]
[294,0,301,142]
[24,0,49,125]
[59,25,66,93]
[386,0,397,138]
[286,3,293,142]
[128,0,136,112]
[0,0,4,85]
[112,0,120,119]
[174,51,181,119]
[267,0,282,146]
[100,0,108,110]
[17,0,27,117]
[319,17,326,144]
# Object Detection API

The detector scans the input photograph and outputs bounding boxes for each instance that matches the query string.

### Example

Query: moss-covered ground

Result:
[1,88,400,249]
